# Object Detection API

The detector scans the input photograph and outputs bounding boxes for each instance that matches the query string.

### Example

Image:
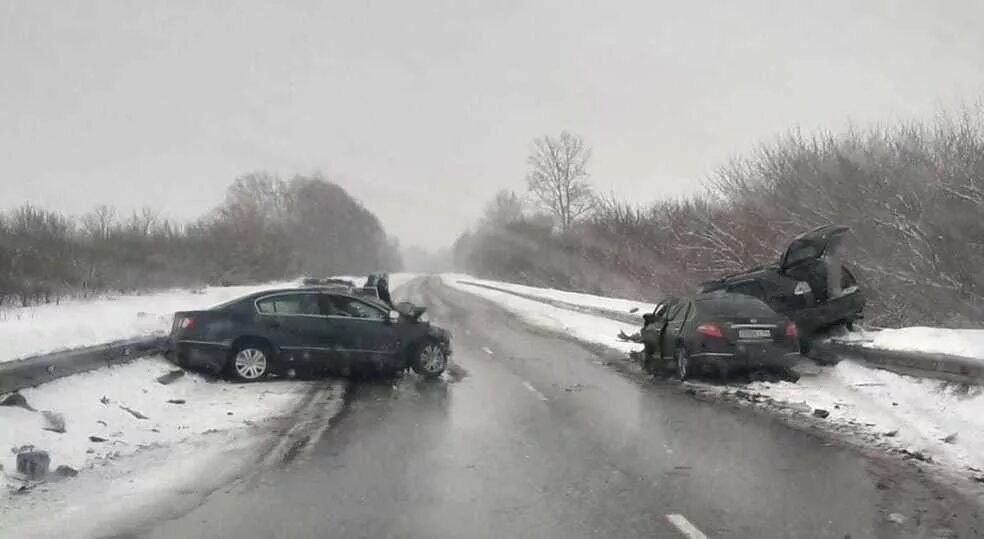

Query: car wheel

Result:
[229,343,271,382]
[411,342,447,378]
[675,347,692,381]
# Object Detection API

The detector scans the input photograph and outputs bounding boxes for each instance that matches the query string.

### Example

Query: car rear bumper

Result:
[164,338,229,372]
[791,290,866,334]
[691,347,800,370]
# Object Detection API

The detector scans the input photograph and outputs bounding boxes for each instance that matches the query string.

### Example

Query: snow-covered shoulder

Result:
[441,274,657,315]
[836,326,984,362]
[442,275,641,354]
[0,356,334,536]
[742,361,984,478]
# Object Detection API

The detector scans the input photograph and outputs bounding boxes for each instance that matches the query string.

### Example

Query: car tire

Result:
[675,346,693,381]
[228,341,272,382]
[411,341,447,378]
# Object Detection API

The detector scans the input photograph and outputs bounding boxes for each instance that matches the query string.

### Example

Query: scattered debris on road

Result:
[941,432,958,444]
[156,370,185,385]
[119,404,149,420]
[166,399,186,405]
[41,411,66,433]
[900,449,933,463]
[99,396,110,405]
[1,392,33,411]
[15,447,50,480]
[813,408,830,419]
[54,465,78,478]
[88,436,108,443]
[883,429,899,438]
[887,512,907,525]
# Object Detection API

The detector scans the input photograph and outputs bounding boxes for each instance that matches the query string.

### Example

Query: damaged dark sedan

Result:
[643,292,802,381]
[164,287,451,381]
[698,225,865,337]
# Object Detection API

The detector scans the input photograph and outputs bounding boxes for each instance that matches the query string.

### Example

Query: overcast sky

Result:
[2,1,984,250]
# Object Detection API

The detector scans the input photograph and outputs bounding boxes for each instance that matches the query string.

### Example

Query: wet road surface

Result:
[138,277,982,538]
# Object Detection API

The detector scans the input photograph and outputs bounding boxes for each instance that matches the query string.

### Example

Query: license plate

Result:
[739,329,772,339]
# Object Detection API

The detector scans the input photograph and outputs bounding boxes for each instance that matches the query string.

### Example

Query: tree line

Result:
[0,173,402,307]
[454,109,984,328]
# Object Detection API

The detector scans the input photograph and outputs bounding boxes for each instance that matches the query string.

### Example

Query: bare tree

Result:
[526,131,594,232]
[81,205,117,241]
[481,189,525,228]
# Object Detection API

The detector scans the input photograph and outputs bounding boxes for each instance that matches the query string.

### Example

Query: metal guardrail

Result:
[457,279,984,384]
[812,340,984,384]
[0,336,164,394]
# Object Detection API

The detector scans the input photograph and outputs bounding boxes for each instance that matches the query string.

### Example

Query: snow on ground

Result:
[445,274,984,480]
[444,273,657,315]
[0,356,316,494]
[740,362,984,475]
[0,355,344,538]
[0,281,298,363]
[835,326,984,361]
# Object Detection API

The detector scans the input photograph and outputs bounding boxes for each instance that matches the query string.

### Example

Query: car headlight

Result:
[794,281,812,296]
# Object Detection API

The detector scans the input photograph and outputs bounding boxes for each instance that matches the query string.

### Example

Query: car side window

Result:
[323,295,386,320]
[256,293,320,315]
[665,303,684,321]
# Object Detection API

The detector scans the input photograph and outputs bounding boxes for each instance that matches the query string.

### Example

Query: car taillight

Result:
[180,317,195,330]
[697,323,724,338]
[785,322,798,339]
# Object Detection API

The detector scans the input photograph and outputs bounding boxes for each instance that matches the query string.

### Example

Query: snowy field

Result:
[444,275,984,481]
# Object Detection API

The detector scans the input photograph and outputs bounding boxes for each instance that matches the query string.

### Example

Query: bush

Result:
[0,173,402,307]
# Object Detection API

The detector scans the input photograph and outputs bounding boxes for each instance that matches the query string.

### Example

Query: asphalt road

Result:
[136,277,983,538]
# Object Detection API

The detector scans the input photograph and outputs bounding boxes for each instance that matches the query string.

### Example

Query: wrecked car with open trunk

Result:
[697,225,865,338]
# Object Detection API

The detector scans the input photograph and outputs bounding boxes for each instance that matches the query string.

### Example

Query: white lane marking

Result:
[666,514,708,539]
[522,381,548,401]
[482,346,494,355]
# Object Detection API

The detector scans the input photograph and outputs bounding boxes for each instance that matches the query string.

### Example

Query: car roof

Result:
[215,287,387,310]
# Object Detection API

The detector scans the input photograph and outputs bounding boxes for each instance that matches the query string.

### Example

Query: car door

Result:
[254,292,335,363]
[659,300,692,358]
[322,294,402,365]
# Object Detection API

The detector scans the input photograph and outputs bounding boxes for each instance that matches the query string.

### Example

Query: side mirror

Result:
[387,310,400,324]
